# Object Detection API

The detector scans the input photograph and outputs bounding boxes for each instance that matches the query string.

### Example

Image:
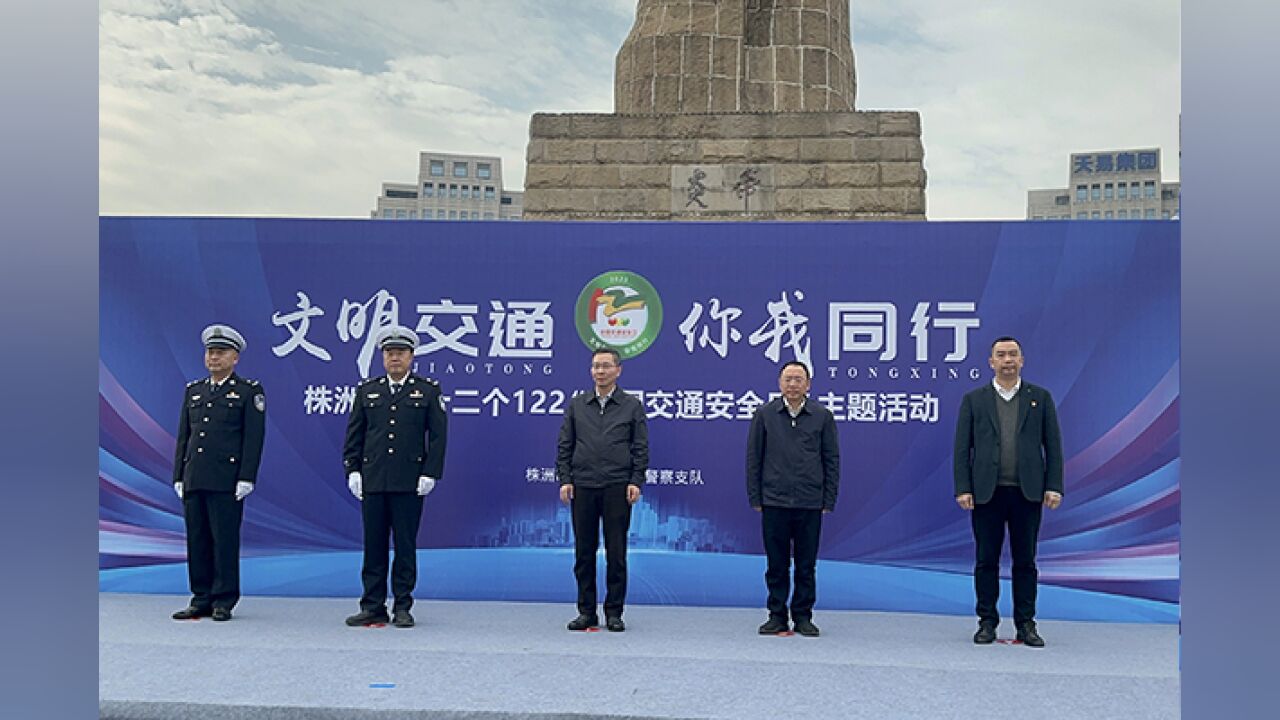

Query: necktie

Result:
[391,383,401,395]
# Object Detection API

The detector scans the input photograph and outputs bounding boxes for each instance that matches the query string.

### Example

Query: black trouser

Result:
[571,484,632,618]
[761,506,823,622]
[972,485,1044,626]
[360,491,425,614]
[183,490,244,611]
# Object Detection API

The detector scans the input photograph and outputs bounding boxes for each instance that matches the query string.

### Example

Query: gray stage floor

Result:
[100,593,1179,720]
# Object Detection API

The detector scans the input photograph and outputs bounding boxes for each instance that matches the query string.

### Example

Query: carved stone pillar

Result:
[529,0,924,221]
[614,0,857,114]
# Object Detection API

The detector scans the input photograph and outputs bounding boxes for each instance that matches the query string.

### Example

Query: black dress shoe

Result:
[171,606,210,620]
[567,613,599,631]
[758,617,789,634]
[605,616,626,632]
[973,622,998,644]
[211,608,232,622]
[793,618,820,637]
[1017,622,1045,647]
[345,609,390,627]
[392,611,415,628]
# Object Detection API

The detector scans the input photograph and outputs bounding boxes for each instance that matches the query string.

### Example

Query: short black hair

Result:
[779,361,811,379]
[990,336,1022,352]
[591,347,622,366]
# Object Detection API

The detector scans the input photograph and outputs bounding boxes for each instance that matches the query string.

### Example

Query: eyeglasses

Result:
[590,363,618,370]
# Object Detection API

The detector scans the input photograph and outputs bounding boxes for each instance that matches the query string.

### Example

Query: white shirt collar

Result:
[992,377,1022,402]
[783,396,806,417]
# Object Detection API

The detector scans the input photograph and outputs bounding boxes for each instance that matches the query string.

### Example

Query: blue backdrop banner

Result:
[99,218,1180,622]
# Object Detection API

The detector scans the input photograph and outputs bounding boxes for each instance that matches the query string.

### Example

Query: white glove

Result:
[174,482,184,499]
[417,476,436,497]
[235,481,254,501]
[348,472,363,500]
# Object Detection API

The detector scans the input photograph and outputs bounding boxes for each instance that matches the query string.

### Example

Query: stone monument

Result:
[523,0,926,220]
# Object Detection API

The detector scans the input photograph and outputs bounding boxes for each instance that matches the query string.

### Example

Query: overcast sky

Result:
[100,0,1180,220]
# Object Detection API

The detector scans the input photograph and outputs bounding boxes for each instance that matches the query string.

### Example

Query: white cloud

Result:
[854,0,1180,218]
[99,0,630,216]
[100,0,1179,220]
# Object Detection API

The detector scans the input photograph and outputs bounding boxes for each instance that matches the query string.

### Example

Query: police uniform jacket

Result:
[343,375,448,492]
[173,373,266,492]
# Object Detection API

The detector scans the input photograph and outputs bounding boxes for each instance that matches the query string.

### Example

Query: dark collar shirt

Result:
[556,387,649,488]
[746,396,841,511]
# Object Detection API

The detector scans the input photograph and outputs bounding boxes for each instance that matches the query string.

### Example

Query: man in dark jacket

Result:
[342,325,448,629]
[746,361,840,637]
[557,347,649,632]
[171,324,265,622]
[954,336,1064,647]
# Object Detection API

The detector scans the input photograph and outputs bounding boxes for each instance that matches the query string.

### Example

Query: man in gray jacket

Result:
[557,348,649,632]
[746,361,840,637]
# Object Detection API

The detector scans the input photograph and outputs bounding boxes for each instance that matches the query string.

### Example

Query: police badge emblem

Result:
[254,394,265,412]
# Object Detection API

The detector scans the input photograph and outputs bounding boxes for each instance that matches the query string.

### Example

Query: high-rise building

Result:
[1027,148,1179,221]
[372,151,523,220]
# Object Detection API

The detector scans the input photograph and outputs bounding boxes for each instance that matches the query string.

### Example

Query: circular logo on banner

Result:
[574,270,663,359]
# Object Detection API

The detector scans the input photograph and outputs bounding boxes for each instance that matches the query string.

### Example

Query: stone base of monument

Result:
[523,111,926,221]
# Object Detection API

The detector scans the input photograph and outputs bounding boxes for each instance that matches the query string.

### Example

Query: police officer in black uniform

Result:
[343,325,449,628]
[171,324,266,622]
